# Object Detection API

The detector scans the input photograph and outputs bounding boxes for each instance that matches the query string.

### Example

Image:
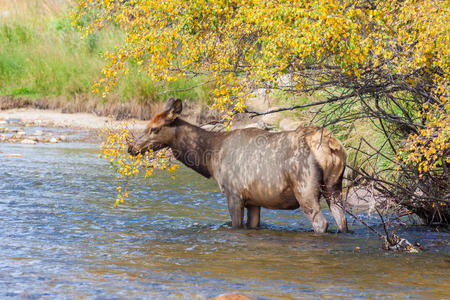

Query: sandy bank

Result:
[0,108,149,144]
[0,108,148,131]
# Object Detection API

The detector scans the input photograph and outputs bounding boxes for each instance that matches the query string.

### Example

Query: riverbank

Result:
[0,108,147,130]
[0,108,146,144]
[0,97,222,143]
[0,93,297,142]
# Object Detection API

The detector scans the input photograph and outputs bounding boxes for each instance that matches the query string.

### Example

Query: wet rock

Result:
[211,293,253,300]
[6,118,22,125]
[243,121,274,131]
[2,154,23,158]
[20,139,37,145]
[277,74,293,87]
[245,88,271,112]
[279,118,300,131]
[32,130,43,136]
[49,137,58,143]
[0,127,8,133]
[261,108,282,126]
[58,135,67,142]
[243,123,259,129]
[345,186,387,213]
[1,10,11,19]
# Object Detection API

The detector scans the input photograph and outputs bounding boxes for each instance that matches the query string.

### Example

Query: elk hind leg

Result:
[246,205,261,228]
[227,193,244,229]
[294,187,328,233]
[324,176,348,233]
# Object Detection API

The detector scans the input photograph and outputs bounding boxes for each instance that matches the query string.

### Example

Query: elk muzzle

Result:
[127,138,164,156]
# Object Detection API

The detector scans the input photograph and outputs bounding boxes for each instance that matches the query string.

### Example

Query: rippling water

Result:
[1,141,449,299]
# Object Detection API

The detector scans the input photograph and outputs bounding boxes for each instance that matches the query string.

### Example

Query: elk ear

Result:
[164,98,183,122]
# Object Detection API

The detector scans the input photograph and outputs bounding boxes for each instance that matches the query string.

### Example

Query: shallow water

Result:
[0,141,449,299]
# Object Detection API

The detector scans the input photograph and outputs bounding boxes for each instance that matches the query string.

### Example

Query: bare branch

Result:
[244,93,355,117]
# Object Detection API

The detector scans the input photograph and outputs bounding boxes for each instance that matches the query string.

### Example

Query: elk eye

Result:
[150,127,160,134]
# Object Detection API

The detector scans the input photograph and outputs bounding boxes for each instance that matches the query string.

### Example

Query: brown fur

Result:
[148,111,168,127]
[303,127,346,189]
[129,99,348,233]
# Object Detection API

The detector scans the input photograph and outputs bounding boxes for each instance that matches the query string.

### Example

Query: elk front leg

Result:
[246,205,261,228]
[227,194,244,229]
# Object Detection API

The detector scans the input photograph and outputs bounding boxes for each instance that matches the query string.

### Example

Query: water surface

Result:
[1,141,449,299]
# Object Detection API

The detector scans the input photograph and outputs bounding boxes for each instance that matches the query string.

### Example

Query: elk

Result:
[128,98,348,233]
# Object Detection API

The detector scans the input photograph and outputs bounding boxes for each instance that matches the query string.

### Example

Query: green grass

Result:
[0,5,211,104]
[0,13,102,98]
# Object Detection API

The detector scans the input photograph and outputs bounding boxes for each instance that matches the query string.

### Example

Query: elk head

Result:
[128,98,182,156]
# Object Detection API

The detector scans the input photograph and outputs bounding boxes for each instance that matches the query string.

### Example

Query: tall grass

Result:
[0,0,211,104]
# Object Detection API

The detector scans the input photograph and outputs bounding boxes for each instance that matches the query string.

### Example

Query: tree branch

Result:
[243,93,355,117]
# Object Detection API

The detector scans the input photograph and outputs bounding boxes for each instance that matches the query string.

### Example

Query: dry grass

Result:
[0,0,65,18]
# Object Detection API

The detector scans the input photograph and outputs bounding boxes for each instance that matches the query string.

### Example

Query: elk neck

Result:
[167,118,223,178]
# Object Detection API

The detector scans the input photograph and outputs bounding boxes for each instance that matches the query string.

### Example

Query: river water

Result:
[1,140,449,299]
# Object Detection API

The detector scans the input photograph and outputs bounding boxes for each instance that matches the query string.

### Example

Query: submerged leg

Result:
[294,187,328,233]
[227,194,244,229]
[246,205,261,228]
[324,179,348,233]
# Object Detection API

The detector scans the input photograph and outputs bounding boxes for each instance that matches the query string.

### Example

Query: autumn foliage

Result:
[99,120,179,206]
[74,0,449,225]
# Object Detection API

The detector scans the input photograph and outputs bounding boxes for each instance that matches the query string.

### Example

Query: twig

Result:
[375,206,392,243]
[243,93,354,117]
[344,207,385,239]
[161,80,214,94]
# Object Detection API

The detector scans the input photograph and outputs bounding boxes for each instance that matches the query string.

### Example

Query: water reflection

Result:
[0,142,449,299]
